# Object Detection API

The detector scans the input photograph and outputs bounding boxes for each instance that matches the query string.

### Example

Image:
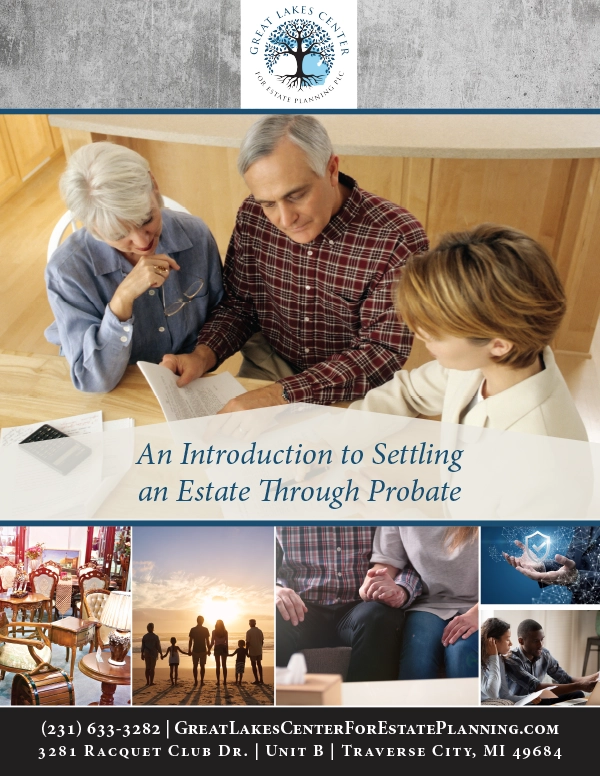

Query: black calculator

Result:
[19,423,92,475]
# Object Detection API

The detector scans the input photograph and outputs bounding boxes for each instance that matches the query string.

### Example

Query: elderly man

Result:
[162,115,428,412]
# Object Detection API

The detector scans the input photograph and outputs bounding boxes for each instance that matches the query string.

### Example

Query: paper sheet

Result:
[103,418,135,432]
[1,411,103,446]
[137,362,246,421]
[514,686,557,706]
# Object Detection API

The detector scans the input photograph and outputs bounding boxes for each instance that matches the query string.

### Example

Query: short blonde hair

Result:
[396,223,566,369]
[59,142,163,240]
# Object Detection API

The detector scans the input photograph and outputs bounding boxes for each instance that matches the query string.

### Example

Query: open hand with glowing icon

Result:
[503,539,578,585]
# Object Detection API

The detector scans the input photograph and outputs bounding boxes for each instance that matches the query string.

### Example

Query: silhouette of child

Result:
[229,639,247,685]
[163,636,189,685]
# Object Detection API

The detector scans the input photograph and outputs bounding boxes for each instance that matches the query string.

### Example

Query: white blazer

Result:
[350,346,587,442]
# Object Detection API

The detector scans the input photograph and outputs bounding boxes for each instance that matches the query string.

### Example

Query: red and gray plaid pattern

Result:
[276,526,422,606]
[198,174,429,403]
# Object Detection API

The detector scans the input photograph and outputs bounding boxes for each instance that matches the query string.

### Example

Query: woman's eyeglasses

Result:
[162,278,204,316]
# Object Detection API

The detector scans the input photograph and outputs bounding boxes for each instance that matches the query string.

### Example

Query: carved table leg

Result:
[98,682,117,705]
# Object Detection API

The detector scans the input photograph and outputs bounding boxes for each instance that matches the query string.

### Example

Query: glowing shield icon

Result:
[524,530,551,562]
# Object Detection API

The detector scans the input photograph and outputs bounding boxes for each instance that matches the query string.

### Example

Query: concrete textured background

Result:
[0,0,599,108]
[360,0,600,108]
[0,0,240,108]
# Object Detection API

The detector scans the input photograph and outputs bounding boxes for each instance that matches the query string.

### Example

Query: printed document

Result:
[138,362,246,421]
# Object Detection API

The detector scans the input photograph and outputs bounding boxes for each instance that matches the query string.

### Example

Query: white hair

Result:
[59,142,163,240]
[237,115,334,177]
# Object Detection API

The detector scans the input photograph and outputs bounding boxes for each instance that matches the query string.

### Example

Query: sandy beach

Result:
[132,665,274,706]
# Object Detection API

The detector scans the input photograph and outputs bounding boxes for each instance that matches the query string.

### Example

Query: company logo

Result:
[524,530,551,562]
[241,3,357,108]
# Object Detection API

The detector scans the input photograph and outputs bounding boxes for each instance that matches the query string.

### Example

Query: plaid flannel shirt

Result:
[198,173,428,403]
[276,526,423,606]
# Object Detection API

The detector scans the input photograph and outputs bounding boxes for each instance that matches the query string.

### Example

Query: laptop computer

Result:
[553,680,600,706]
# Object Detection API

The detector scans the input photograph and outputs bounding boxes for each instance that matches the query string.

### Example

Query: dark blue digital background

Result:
[481,525,575,604]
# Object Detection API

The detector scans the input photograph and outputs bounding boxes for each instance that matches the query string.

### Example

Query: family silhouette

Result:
[141,616,265,689]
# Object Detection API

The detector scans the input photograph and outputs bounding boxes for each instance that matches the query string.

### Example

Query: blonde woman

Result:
[351,224,586,442]
[360,526,478,679]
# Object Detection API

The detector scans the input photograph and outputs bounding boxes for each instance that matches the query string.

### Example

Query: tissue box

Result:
[277,673,342,706]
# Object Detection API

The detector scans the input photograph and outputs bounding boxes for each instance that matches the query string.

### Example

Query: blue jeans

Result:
[398,611,478,680]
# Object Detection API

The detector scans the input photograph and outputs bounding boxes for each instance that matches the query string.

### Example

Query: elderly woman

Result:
[45,142,223,392]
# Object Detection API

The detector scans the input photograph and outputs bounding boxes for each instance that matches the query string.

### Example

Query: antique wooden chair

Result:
[0,611,52,682]
[81,589,112,650]
[29,566,59,622]
[73,568,108,617]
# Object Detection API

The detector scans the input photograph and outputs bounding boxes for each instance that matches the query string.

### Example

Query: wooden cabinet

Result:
[0,115,62,204]
[3,115,55,180]
[0,117,21,203]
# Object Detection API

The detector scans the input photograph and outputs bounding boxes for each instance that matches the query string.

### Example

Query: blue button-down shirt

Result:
[45,209,223,392]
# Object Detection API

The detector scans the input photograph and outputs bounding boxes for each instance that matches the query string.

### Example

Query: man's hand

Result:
[576,671,600,692]
[503,540,545,573]
[160,344,217,387]
[442,604,478,647]
[276,586,308,626]
[516,554,578,585]
[577,678,598,693]
[217,383,288,414]
[359,567,407,608]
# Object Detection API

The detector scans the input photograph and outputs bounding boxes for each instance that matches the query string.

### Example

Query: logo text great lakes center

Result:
[248,5,351,104]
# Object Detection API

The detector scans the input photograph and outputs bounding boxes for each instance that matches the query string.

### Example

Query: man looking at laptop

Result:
[505,618,599,705]
[161,115,428,411]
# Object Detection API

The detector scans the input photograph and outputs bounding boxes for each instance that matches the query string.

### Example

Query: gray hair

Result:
[59,142,163,240]
[237,115,334,177]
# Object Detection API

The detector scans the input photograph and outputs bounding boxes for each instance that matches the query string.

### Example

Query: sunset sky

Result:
[132,526,274,635]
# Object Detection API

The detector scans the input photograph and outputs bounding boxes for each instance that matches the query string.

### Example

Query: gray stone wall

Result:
[0,1,598,108]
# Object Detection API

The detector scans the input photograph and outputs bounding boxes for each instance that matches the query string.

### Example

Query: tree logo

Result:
[241,2,357,108]
[264,20,335,91]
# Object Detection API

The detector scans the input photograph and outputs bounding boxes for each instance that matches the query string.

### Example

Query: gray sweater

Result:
[370,526,478,619]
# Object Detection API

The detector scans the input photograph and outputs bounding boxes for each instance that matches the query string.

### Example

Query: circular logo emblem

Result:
[242,4,357,108]
[264,20,335,91]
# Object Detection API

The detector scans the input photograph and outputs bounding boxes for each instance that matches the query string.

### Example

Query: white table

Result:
[341,677,480,707]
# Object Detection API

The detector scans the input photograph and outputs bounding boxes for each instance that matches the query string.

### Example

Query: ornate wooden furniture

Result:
[78,652,130,706]
[81,589,111,650]
[49,616,96,679]
[0,557,17,593]
[0,611,52,682]
[11,664,75,706]
[29,565,59,621]
[74,568,108,617]
[0,592,50,624]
